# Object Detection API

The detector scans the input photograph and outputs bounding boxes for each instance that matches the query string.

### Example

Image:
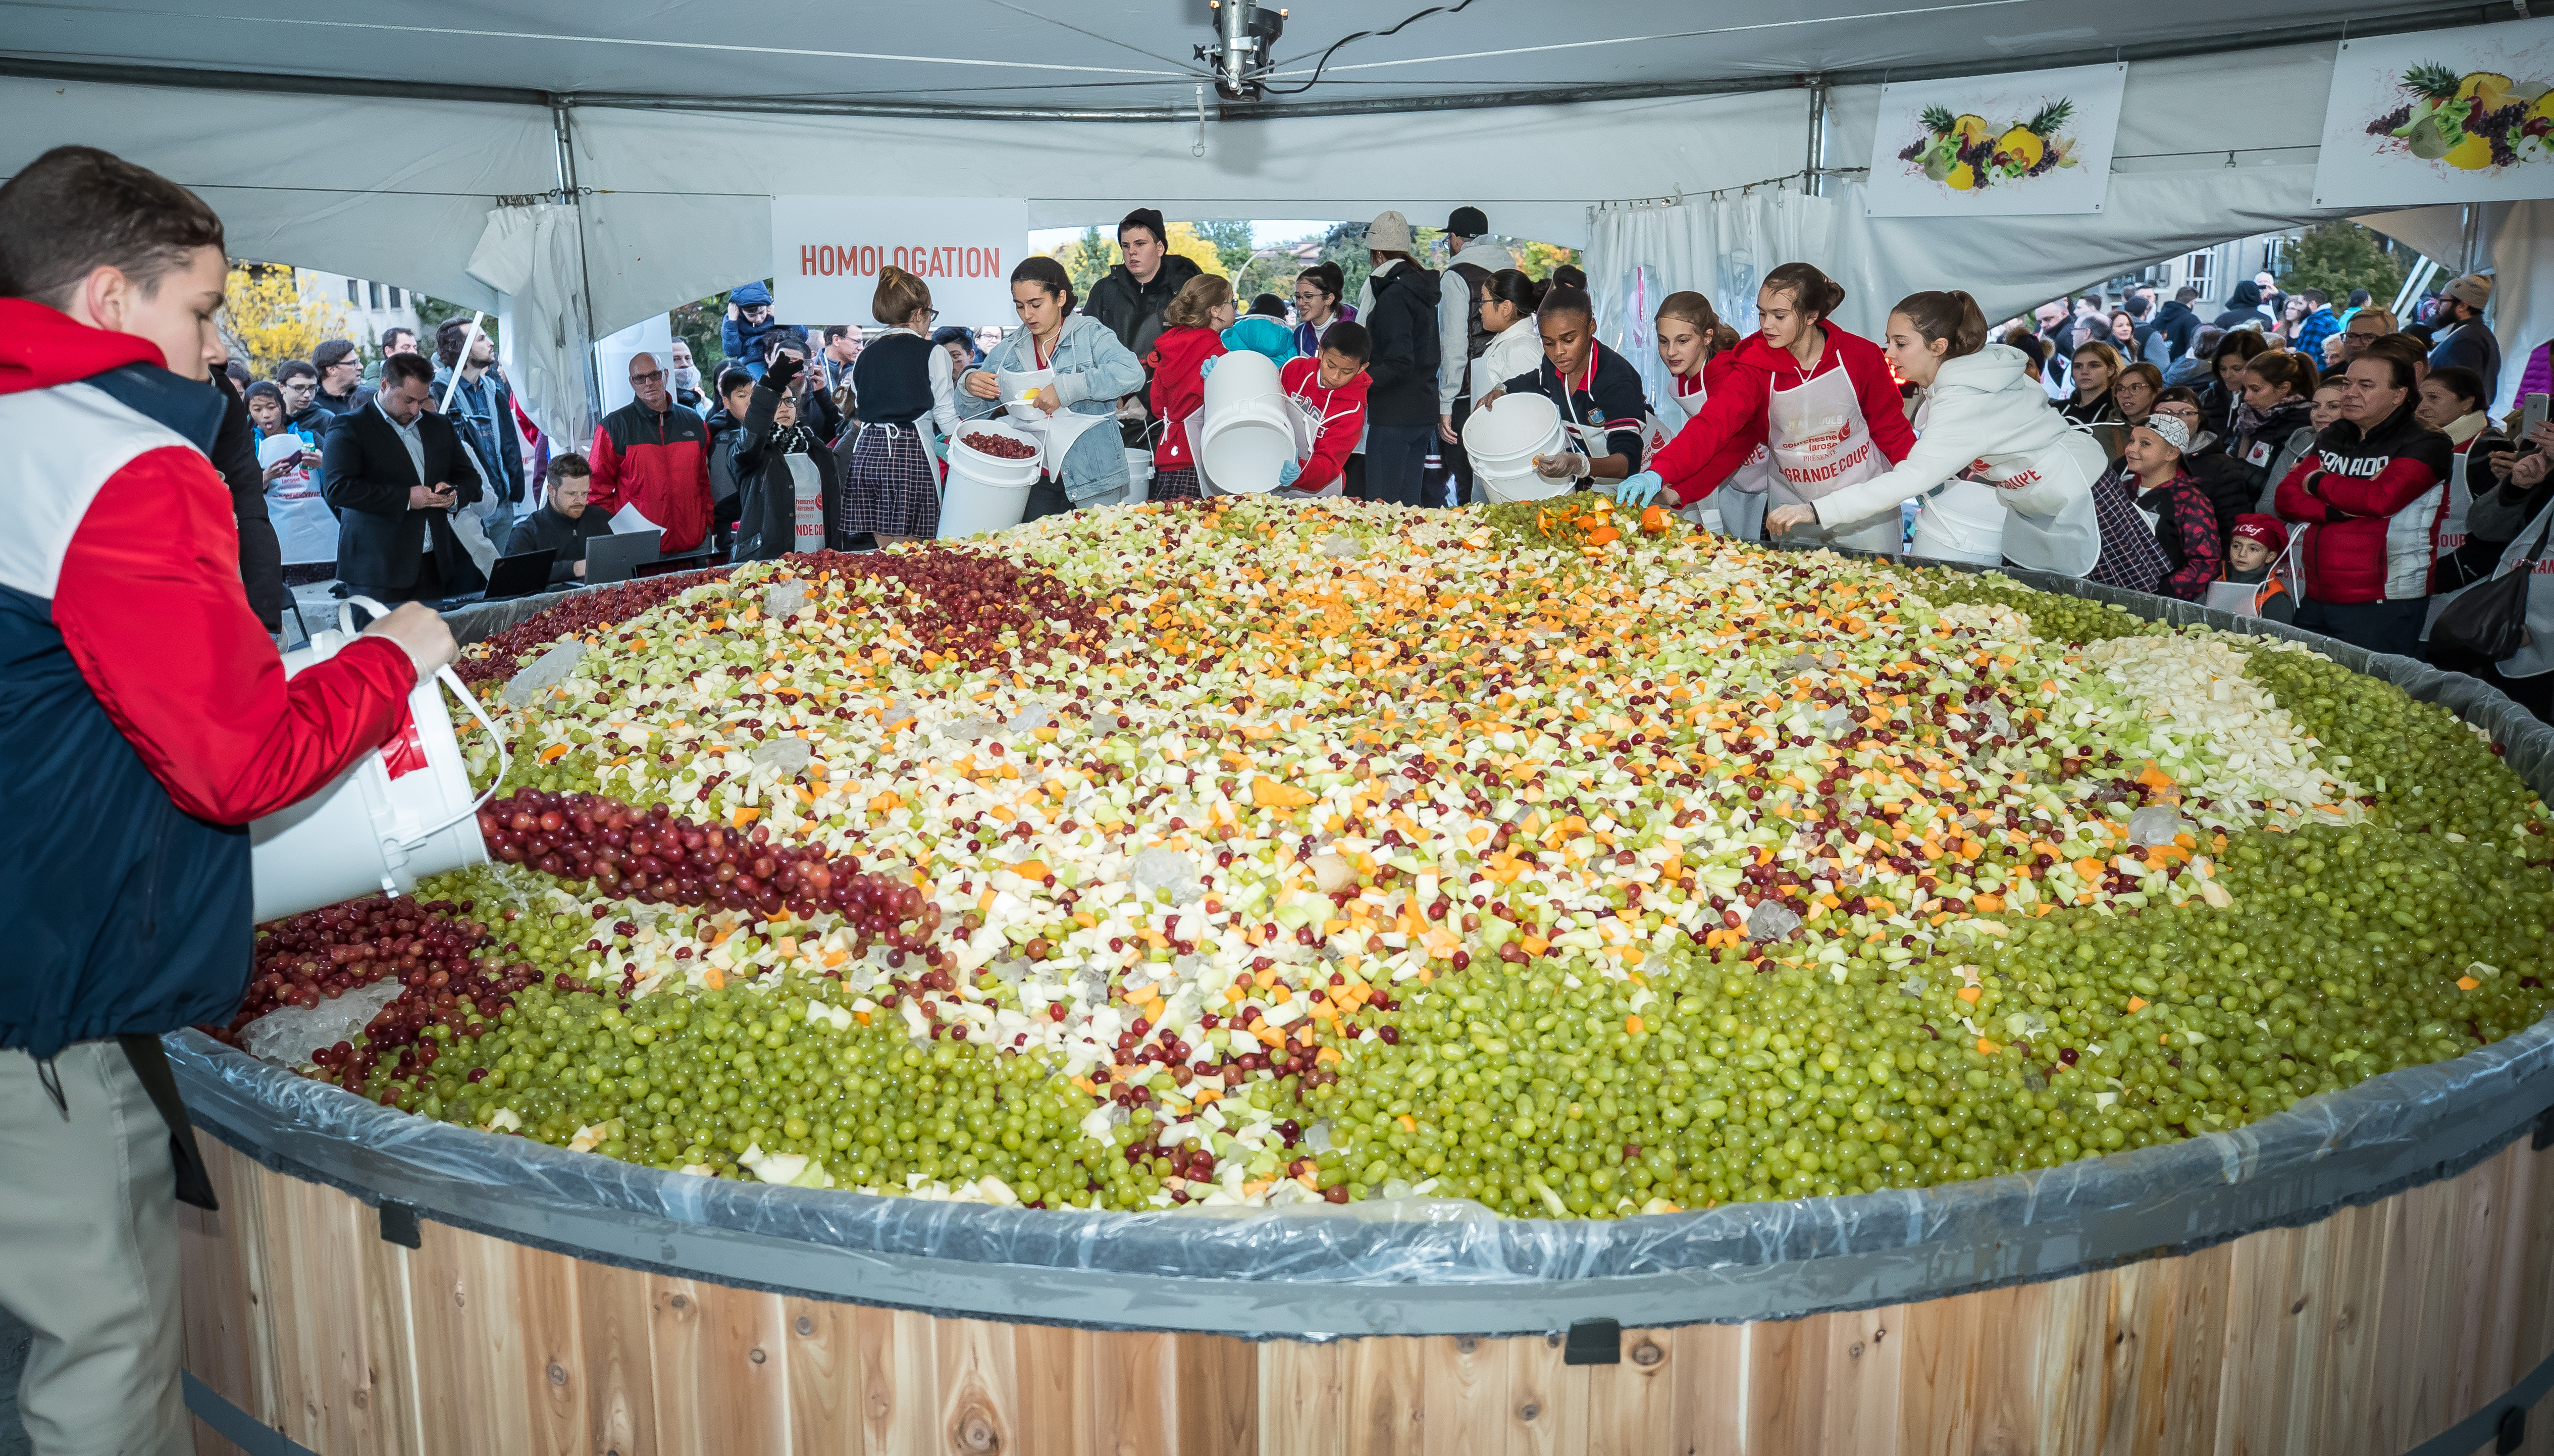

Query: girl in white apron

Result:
[1615,263,1917,550]
[1640,290,1773,540]
[1765,290,2106,575]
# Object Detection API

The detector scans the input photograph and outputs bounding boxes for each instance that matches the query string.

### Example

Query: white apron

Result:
[784,452,825,553]
[1646,376,1771,540]
[259,433,338,566]
[2421,452,2479,640]
[1765,358,1897,554]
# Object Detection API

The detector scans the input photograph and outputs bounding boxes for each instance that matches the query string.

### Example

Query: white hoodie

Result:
[1809,343,2103,528]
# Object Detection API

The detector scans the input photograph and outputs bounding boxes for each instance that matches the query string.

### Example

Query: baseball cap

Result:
[1443,205,1488,237]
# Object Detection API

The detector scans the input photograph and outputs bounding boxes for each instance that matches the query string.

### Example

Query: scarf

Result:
[772,422,820,457]
[2230,398,2267,441]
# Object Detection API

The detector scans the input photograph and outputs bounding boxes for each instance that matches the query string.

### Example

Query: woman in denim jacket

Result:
[959,257,1145,521]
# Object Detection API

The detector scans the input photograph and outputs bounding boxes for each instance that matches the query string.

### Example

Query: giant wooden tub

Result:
[177,571,2554,1456]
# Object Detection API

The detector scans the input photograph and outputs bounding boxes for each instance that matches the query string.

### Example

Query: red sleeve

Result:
[1649,353,1769,502]
[52,448,420,825]
[2314,456,2443,519]
[2272,455,2332,523]
[1839,331,1918,465]
[587,422,625,513]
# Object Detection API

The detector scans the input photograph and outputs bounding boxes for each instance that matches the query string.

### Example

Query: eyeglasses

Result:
[630,369,664,384]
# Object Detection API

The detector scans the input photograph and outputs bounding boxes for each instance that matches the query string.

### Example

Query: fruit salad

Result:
[229,499,2554,1219]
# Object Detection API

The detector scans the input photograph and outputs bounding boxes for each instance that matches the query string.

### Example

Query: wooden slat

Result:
[579,1261,659,1456]
[645,1278,788,1455]
[176,1133,2554,1456]
[177,1140,264,1431]
[1259,1338,1346,1456]
[1174,1332,1261,1456]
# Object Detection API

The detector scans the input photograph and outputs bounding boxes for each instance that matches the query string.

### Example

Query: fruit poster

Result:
[2312,18,2554,208]
[1862,63,2126,218]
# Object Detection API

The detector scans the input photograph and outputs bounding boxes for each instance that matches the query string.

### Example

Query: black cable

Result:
[1255,0,1484,96]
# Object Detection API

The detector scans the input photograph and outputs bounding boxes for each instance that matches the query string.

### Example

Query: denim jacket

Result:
[958,314,1142,504]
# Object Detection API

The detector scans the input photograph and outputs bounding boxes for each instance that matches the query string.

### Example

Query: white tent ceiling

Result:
[0,0,2485,112]
[0,1,2526,425]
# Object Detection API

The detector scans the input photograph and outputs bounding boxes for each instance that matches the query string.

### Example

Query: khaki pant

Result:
[0,1042,186,1456]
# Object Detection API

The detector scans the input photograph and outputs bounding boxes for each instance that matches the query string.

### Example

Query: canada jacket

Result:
[1361,259,1443,428]
[1798,344,2100,530]
[0,300,416,1059]
[589,398,713,553]
[2273,399,2456,603]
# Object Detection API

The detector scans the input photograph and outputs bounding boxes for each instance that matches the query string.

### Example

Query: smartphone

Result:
[2526,392,2548,442]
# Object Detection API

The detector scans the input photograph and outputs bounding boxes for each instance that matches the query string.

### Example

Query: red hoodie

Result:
[1281,355,1370,495]
[0,299,416,824]
[1646,323,1916,502]
[1144,326,1228,468]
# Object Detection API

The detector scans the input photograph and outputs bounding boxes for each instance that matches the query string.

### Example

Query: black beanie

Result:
[1118,207,1166,245]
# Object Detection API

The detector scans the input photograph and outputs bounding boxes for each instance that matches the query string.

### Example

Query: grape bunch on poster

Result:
[2314,17,2554,207]
[1863,63,2126,218]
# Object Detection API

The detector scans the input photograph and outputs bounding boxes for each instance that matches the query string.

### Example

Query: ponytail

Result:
[2244,349,2321,401]
[1012,254,1076,316]
[1484,269,1545,317]
[1760,261,1846,323]
[1892,289,1989,359]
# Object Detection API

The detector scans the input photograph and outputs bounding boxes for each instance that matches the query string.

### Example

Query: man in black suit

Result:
[321,351,486,602]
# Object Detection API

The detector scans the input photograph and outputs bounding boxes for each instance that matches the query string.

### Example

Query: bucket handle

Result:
[339,597,513,850]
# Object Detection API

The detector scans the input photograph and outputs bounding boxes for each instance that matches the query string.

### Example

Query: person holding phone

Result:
[245,379,337,570]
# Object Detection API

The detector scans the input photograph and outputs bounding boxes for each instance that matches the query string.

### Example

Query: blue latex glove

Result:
[1198,355,1219,381]
[1276,458,1301,490]
[1613,471,1664,509]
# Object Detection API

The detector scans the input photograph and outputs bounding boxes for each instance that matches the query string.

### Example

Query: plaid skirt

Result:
[2083,465,2169,595]
[838,425,939,542]
[1152,464,1203,501]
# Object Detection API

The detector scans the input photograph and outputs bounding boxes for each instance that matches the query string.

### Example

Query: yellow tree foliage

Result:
[220,264,355,377]
[1512,240,1581,282]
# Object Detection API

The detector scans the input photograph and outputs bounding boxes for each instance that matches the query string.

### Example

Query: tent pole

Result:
[552,103,603,429]
[1805,75,1829,197]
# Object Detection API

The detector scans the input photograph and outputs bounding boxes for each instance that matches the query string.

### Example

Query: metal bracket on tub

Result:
[379,1198,423,1248]
[1563,1318,1621,1365]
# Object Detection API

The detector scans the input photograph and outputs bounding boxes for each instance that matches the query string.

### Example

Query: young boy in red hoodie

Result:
[1276,320,1373,498]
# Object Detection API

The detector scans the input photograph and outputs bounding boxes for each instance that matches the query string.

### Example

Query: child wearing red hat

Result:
[2218,514,2295,622]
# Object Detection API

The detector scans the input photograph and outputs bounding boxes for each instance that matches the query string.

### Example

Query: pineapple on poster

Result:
[2313,17,2554,207]
[1862,63,2127,218]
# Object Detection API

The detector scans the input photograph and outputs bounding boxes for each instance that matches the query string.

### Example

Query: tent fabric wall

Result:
[2363,203,2554,414]
[560,90,1807,334]
[1585,191,1840,407]
[0,76,555,314]
[466,204,599,449]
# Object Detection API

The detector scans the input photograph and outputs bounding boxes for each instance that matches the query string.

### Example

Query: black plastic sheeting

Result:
[172,552,2554,1338]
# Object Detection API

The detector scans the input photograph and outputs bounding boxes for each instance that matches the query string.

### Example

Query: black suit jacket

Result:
[321,400,486,592]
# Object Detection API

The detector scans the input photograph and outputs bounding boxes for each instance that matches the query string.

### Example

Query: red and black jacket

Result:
[2273,400,2454,604]
[0,301,416,1058]
[590,399,713,553]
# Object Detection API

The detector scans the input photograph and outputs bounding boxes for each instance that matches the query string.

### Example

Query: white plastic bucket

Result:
[1465,393,1573,502]
[997,367,1055,421]
[250,599,508,923]
[1195,352,1294,494]
[1123,447,1154,505]
[942,421,1041,537]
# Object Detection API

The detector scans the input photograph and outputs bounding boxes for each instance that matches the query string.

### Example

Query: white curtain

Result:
[1585,190,1839,405]
[466,204,597,450]
[2364,203,2554,413]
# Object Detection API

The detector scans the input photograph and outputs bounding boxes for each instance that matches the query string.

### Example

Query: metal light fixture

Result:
[1197,0,1286,100]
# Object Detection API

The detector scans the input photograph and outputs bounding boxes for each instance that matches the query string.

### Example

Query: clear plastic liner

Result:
[169,554,2554,1335]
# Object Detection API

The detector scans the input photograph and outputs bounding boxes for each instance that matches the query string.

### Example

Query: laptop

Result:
[584,528,663,586]
[429,548,556,610]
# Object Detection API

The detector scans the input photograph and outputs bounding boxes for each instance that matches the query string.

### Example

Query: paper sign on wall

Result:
[1863,63,2126,218]
[2313,18,2554,209]
[770,195,1027,328]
